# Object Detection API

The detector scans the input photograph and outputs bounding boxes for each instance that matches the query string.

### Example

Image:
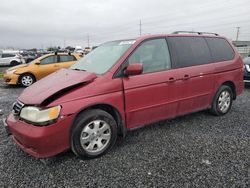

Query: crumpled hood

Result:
[8,64,28,71]
[18,68,97,105]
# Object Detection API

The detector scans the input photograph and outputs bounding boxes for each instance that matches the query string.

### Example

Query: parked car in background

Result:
[243,56,250,84]
[74,46,84,55]
[83,47,91,55]
[3,52,81,87]
[21,51,38,63]
[4,32,244,159]
[0,50,25,66]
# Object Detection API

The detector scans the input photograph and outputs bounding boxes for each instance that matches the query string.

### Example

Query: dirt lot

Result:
[0,81,249,187]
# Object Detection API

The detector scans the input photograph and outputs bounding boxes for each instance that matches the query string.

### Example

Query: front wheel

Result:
[71,109,117,159]
[19,74,35,87]
[210,85,233,116]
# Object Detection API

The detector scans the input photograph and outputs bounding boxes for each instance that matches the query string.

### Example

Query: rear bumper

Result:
[6,113,74,158]
[3,73,19,85]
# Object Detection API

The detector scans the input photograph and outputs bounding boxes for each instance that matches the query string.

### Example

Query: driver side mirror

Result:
[34,61,40,65]
[124,63,143,76]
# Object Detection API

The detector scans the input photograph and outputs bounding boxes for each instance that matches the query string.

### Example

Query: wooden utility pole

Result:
[87,34,90,47]
[139,20,142,36]
[236,27,240,41]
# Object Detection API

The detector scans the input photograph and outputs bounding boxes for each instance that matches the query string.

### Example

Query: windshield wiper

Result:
[73,68,86,71]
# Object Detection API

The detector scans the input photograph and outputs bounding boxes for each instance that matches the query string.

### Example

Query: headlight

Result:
[6,69,16,74]
[20,106,61,125]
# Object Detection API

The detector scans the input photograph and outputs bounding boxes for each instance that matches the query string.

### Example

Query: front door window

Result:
[40,55,58,64]
[128,38,171,73]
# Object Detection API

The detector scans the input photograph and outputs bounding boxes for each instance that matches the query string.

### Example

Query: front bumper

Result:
[3,73,19,85]
[6,113,74,158]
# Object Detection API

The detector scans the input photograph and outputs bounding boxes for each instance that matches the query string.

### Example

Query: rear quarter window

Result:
[205,37,235,62]
[167,36,212,68]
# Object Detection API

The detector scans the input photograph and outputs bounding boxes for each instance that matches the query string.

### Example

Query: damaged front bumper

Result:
[5,113,74,158]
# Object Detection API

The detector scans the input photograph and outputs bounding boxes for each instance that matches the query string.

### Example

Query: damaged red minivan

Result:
[4,32,244,159]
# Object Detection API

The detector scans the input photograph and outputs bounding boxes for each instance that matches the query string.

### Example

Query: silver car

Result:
[0,51,25,66]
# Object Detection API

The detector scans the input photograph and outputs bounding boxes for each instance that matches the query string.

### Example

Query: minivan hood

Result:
[18,68,97,105]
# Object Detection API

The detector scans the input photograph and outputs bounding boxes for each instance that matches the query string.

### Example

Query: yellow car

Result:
[4,53,81,87]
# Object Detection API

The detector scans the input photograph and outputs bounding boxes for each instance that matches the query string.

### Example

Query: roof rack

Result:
[172,31,219,36]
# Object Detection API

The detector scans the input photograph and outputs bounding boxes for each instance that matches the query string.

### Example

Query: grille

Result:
[13,101,25,115]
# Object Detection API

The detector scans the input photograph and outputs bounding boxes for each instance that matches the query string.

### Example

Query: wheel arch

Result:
[221,81,236,100]
[71,103,126,137]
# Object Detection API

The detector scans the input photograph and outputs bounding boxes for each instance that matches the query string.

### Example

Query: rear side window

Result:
[205,37,234,62]
[167,37,212,68]
[59,55,76,62]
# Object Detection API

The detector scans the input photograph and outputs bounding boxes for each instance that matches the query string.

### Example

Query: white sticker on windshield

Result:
[119,40,136,45]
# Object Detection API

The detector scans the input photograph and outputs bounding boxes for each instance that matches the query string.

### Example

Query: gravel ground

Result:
[0,82,249,187]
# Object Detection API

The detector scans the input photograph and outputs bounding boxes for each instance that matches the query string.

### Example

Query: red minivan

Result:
[4,32,244,159]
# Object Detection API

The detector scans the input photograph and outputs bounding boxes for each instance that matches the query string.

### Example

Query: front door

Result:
[122,38,180,129]
[35,55,60,80]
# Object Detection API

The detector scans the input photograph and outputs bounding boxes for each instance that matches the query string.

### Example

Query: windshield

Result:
[70,40,135,74]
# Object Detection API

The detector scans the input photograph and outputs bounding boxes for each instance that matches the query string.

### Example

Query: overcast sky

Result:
[0,0,249,49]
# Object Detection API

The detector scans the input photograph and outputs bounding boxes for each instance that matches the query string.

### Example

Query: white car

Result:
[0,51,25,66]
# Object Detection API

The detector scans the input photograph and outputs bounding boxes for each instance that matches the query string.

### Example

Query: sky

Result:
[0,0,249,49]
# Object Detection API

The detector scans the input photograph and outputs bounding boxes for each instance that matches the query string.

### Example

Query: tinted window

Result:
[2,53,16,58]
[205,37,234,62]
[59,55,76,62]
[40,55,58,64]
[167,37,212,68]
[128,38,171,73]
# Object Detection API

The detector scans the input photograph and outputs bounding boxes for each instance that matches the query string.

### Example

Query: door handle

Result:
[168,77,176,83]
[54,65,59,67]
[182,75,190,80]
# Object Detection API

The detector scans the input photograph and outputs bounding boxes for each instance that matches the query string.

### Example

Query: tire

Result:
[210,85,233,116]
[19,74,35,87]
[10,61,19,66]
[71,109,117,159]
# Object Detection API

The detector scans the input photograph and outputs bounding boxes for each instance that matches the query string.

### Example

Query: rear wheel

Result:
[19,74,35,87]
[210,85,233,116]
[71,109,117,159]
